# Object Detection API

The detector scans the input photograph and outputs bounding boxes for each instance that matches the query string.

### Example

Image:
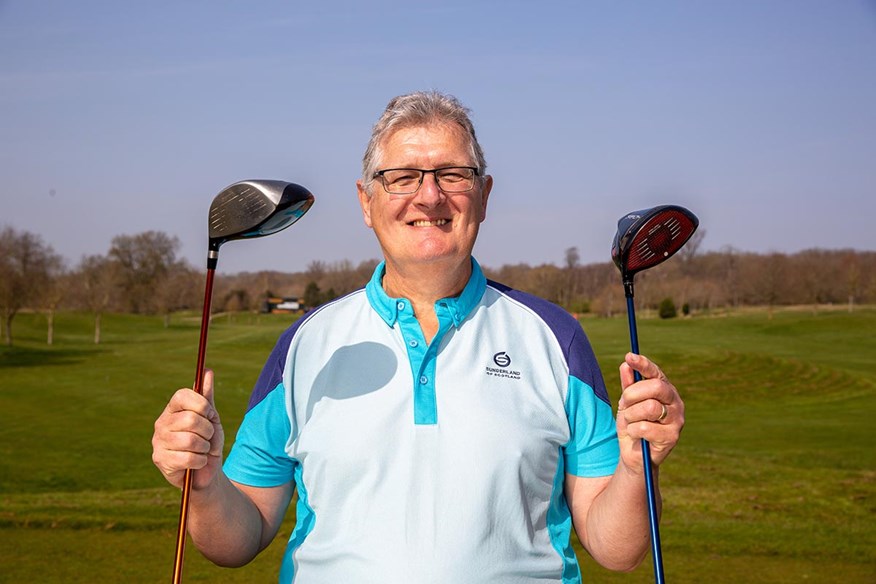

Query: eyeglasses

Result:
[372,166,480,195]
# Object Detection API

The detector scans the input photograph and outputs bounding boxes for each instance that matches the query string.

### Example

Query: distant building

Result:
[263,296,304,314]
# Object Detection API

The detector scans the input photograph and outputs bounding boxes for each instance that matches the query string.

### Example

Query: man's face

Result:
[357,123,492,272]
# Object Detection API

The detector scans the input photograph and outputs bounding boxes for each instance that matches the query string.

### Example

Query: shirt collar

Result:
[365,257,486,328]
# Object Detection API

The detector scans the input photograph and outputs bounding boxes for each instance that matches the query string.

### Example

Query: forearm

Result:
[186,471,267,567]
[579,463,660,572]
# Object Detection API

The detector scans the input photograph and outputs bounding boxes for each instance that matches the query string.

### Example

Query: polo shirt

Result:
[224,258,620,583]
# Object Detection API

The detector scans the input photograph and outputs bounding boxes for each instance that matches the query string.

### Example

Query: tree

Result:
[676,229,706,274]
[305,260,327,283]
[746,252,788,319]
[527,264,565,304]
[108,231,180,313]
[840,251,861,312]
[154,261,201,327]
[223,288,251,313]
[41,262,68,345]
[74,254,117,344]
[0,227,63,345]
[303,281,323,309]
[560,247,581,310]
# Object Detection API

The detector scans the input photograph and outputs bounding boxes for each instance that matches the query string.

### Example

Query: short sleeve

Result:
[564,374,619,476]
[224,382,297,487]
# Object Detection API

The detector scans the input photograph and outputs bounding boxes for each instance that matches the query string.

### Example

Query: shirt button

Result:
[419,375,429,385]
[409,339,419,348]
[397,301,405,311]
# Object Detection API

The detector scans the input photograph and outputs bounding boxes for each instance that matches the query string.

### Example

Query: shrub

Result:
[659,297,677,319]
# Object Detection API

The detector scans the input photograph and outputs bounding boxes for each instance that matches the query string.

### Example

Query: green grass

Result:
[1,308,874,582]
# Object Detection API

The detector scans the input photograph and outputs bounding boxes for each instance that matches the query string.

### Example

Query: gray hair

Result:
[361,91,487,192]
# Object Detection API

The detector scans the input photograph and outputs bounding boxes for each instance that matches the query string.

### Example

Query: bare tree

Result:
[841,251,861,312]
[109,231,180,313]
[560,247,581,310]
[676,229,706,273]
[746,253,788,319]
[527,264,564,304]
[323,260,368,299]
[0,227,62,345]
[305,260,327,284]
[154,261,201,327]
[74,254,117,344]
[720,246,742,309]
[42,262,68,345]
[487,263,531,290]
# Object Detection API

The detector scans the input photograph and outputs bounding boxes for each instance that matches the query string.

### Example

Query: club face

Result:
[208,180,314,250]
[611,204,698,279]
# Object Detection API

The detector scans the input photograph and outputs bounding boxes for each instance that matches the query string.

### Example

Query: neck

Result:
[382,257,472,344]
[382,256,472,305]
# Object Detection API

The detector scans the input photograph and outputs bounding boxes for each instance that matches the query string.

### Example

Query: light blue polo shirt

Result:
[224,258,619,583]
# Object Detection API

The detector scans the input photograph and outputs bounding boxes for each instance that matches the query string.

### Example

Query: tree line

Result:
[1,225,874,346]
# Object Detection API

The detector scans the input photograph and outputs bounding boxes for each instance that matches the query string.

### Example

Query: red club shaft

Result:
[172,267,216,584]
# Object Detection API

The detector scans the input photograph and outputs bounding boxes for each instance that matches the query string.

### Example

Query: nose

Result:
[414,172,445,206]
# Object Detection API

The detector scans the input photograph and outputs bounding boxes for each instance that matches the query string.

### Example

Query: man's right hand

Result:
[152,370,225,490]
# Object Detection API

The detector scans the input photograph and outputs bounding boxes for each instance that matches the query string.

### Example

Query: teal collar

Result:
[365,257,486,328]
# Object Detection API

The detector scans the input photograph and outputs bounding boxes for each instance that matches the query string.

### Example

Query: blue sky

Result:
[2,0,875,274]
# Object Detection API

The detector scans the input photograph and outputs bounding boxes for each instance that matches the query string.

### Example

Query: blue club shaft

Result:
[624,290,665,584]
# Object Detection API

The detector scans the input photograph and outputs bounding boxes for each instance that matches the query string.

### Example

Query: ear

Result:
[356,180,373,228]
[478,175,493,222]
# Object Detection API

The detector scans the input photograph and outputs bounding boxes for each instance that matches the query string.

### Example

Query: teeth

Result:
[412,219,448,227]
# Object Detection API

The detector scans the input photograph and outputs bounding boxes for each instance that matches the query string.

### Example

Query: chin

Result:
[406,246,462,265]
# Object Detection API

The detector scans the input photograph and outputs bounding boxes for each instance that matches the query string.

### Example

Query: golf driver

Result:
[611,204,699,584]
[172,179,314,584]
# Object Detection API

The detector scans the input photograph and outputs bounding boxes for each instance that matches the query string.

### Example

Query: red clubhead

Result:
[611,205,699,283]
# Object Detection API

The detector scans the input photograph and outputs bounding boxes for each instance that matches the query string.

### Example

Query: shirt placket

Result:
[395,299,453,426]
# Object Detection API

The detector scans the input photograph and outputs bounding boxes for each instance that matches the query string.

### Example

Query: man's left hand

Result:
[615,352,685,473]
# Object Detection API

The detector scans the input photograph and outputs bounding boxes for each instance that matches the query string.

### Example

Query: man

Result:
[152,91,685,583]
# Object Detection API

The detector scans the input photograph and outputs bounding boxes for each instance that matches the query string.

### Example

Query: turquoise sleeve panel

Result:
[564,374,620,477]
[223,382,296,487]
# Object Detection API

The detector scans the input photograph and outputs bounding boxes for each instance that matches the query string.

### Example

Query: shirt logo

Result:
[486,351,521,380]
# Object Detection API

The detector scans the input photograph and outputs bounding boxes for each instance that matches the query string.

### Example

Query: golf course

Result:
[1,307,873,582]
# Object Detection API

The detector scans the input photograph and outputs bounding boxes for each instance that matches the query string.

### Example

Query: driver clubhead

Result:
[208,180,314,251]
[611,204,698,280]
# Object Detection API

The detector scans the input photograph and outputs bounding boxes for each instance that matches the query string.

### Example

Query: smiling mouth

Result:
[410,219,449,227]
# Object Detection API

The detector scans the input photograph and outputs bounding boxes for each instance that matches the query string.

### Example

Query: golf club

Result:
[611,204,699,584]
[172,179,314,584]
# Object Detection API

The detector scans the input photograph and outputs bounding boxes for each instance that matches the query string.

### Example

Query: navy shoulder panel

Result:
[246,314,306,412]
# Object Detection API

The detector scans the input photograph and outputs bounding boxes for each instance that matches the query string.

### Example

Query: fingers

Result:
[615,353,685,469]
[617,397,680,434]
[619,352,666,388]
[152,372,224,488]
[618,354,673,407]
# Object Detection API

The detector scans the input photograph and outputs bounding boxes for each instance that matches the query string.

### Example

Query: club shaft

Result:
[172,267,216,584]
[624,292,666,584]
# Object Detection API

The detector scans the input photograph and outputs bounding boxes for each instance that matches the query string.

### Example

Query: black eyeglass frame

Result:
[372,166,481,195]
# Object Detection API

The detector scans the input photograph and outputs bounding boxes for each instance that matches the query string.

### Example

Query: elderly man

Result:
[152,91,684,583]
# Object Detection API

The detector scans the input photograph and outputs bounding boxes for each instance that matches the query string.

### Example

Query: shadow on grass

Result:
[0,346,104,368]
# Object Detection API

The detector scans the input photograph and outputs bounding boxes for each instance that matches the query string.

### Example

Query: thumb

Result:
[201,369,216,407]
[201,369,224,457]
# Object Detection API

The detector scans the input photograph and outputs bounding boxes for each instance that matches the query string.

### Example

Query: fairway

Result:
[1,308,874,582]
